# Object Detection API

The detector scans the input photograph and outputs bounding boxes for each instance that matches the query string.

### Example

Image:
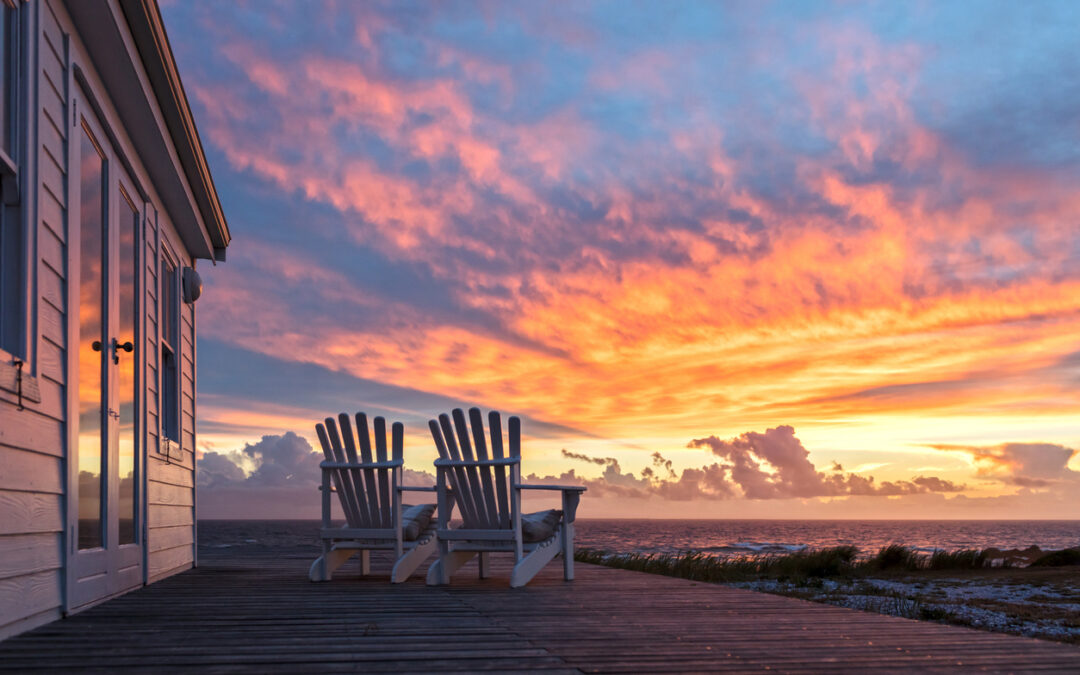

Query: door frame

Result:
[65,76,146,613]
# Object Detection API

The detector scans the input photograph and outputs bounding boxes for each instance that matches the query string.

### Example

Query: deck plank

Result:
[0,544,1077,672]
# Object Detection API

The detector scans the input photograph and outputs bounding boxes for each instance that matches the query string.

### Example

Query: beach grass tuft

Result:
[869,544,923,571]
[927,548,988,570]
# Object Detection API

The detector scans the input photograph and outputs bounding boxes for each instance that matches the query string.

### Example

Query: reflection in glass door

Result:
[118,190,138,545]
[77,126,105,551]
[71,101,144,609]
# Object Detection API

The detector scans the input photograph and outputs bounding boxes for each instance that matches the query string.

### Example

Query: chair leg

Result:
[478,552,491,579]
[426,550,477,585]
[510,537,561,588]
[391,537,437,583]
[309,546,357,582]
[562,522,575,581]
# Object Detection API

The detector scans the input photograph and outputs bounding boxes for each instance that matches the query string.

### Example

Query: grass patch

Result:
[928,548,988,570]
[869,544,922,571]
[577,545,1080,583]
[576,546,859,582]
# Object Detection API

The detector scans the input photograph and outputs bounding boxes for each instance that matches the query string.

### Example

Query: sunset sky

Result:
[161,1,1080,519]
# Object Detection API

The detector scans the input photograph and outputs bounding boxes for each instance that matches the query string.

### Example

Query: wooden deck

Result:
[1,546,1078,673]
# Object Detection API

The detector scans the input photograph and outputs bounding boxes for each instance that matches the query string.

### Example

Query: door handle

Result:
[111,338,134,364]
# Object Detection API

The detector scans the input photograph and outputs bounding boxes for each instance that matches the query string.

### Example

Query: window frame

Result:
[159,244,181,448]
[0,0,40,404]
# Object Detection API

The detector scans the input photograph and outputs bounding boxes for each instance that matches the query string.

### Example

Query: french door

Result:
[68,91,144,610]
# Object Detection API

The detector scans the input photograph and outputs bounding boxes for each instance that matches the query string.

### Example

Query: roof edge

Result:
[119,0,231,255]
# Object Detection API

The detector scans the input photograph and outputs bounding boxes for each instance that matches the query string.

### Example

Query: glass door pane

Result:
[118,191,138,544]
[77,127,105,550]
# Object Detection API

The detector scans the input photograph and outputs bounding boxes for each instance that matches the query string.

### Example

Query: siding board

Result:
[147,524,192,554]
[0,409,63,456]
[40,190,65,244]
[39,147,65,201]
[0,571,62,634]
[149,503,193,529]
[148,480,193,507]
[39,107,65,166]
[37,336,64,384]
[0,447,63,494]
[39,82,65,142]
[149,459,192,489]
[0,533,63,581]
[147,545,193,582]
[38,256,63,311]
[37,222,65,277]
[0,492,63,535]
[39,300,64,346]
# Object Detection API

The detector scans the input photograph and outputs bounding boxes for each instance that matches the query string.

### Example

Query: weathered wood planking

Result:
[0,546,1077,672]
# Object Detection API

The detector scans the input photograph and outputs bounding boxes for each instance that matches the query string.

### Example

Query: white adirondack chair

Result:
[309,413,437,583]
[425,408,586,587]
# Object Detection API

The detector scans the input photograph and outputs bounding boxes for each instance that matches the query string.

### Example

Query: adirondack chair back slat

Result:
[315,414,404,530]
[487,410,511,528]
[315,422,353,523]
[468,408,500,528]
[319,418,363,527]
[374,416,392,527]
[436,413,481,526]
[355,413,381,526]
[429,419,469,523]
[429,408,521,531]
[336,414,371,526]
[452,408,496,529]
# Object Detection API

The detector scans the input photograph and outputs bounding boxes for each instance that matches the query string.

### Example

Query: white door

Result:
[68,92,144,610]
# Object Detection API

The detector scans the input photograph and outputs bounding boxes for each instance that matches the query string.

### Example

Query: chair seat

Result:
[402,503,436,541]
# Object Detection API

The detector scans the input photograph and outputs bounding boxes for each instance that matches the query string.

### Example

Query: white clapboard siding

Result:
[0,0,70,640]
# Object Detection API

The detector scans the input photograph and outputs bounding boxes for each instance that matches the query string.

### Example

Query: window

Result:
[0,1,22,360]
[160,255,179,443]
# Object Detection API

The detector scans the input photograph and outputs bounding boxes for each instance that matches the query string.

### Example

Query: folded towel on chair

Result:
[522,509,563,543]
[402,503,436,540]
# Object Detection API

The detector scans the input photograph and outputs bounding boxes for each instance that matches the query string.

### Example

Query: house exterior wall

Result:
[0,0,66,642]
[0,0,208,639]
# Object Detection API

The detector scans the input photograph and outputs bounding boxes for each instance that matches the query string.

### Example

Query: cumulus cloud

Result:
[198,432,322,489]
[197,432,438,519]
[546,426,963,501]
[929,442,1080,487]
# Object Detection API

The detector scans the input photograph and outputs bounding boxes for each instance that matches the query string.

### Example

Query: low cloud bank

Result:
[542,425,965,501]
[197,425,970,517]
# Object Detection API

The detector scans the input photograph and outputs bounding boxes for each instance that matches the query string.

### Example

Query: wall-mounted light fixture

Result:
[182,266,202,304]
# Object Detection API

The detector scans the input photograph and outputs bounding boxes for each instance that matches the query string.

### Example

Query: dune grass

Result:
[574,543,1073,582]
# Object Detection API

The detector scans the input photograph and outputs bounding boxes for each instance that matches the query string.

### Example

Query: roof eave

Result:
[119,0,230,259]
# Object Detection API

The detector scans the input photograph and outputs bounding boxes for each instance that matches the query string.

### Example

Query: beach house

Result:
[0,0,228,639]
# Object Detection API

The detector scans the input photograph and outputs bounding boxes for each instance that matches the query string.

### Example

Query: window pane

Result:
[78,128,104,550]
[160,258,179,442]
[118,194,138,545]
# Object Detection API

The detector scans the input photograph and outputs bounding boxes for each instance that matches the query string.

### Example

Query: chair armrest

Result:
[513,484,586,492]
[513,484,585,523]
[398,485,437,492]
[321,459,402,470]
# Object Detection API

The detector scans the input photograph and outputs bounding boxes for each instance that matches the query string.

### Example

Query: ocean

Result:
[198,519,1080,557]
